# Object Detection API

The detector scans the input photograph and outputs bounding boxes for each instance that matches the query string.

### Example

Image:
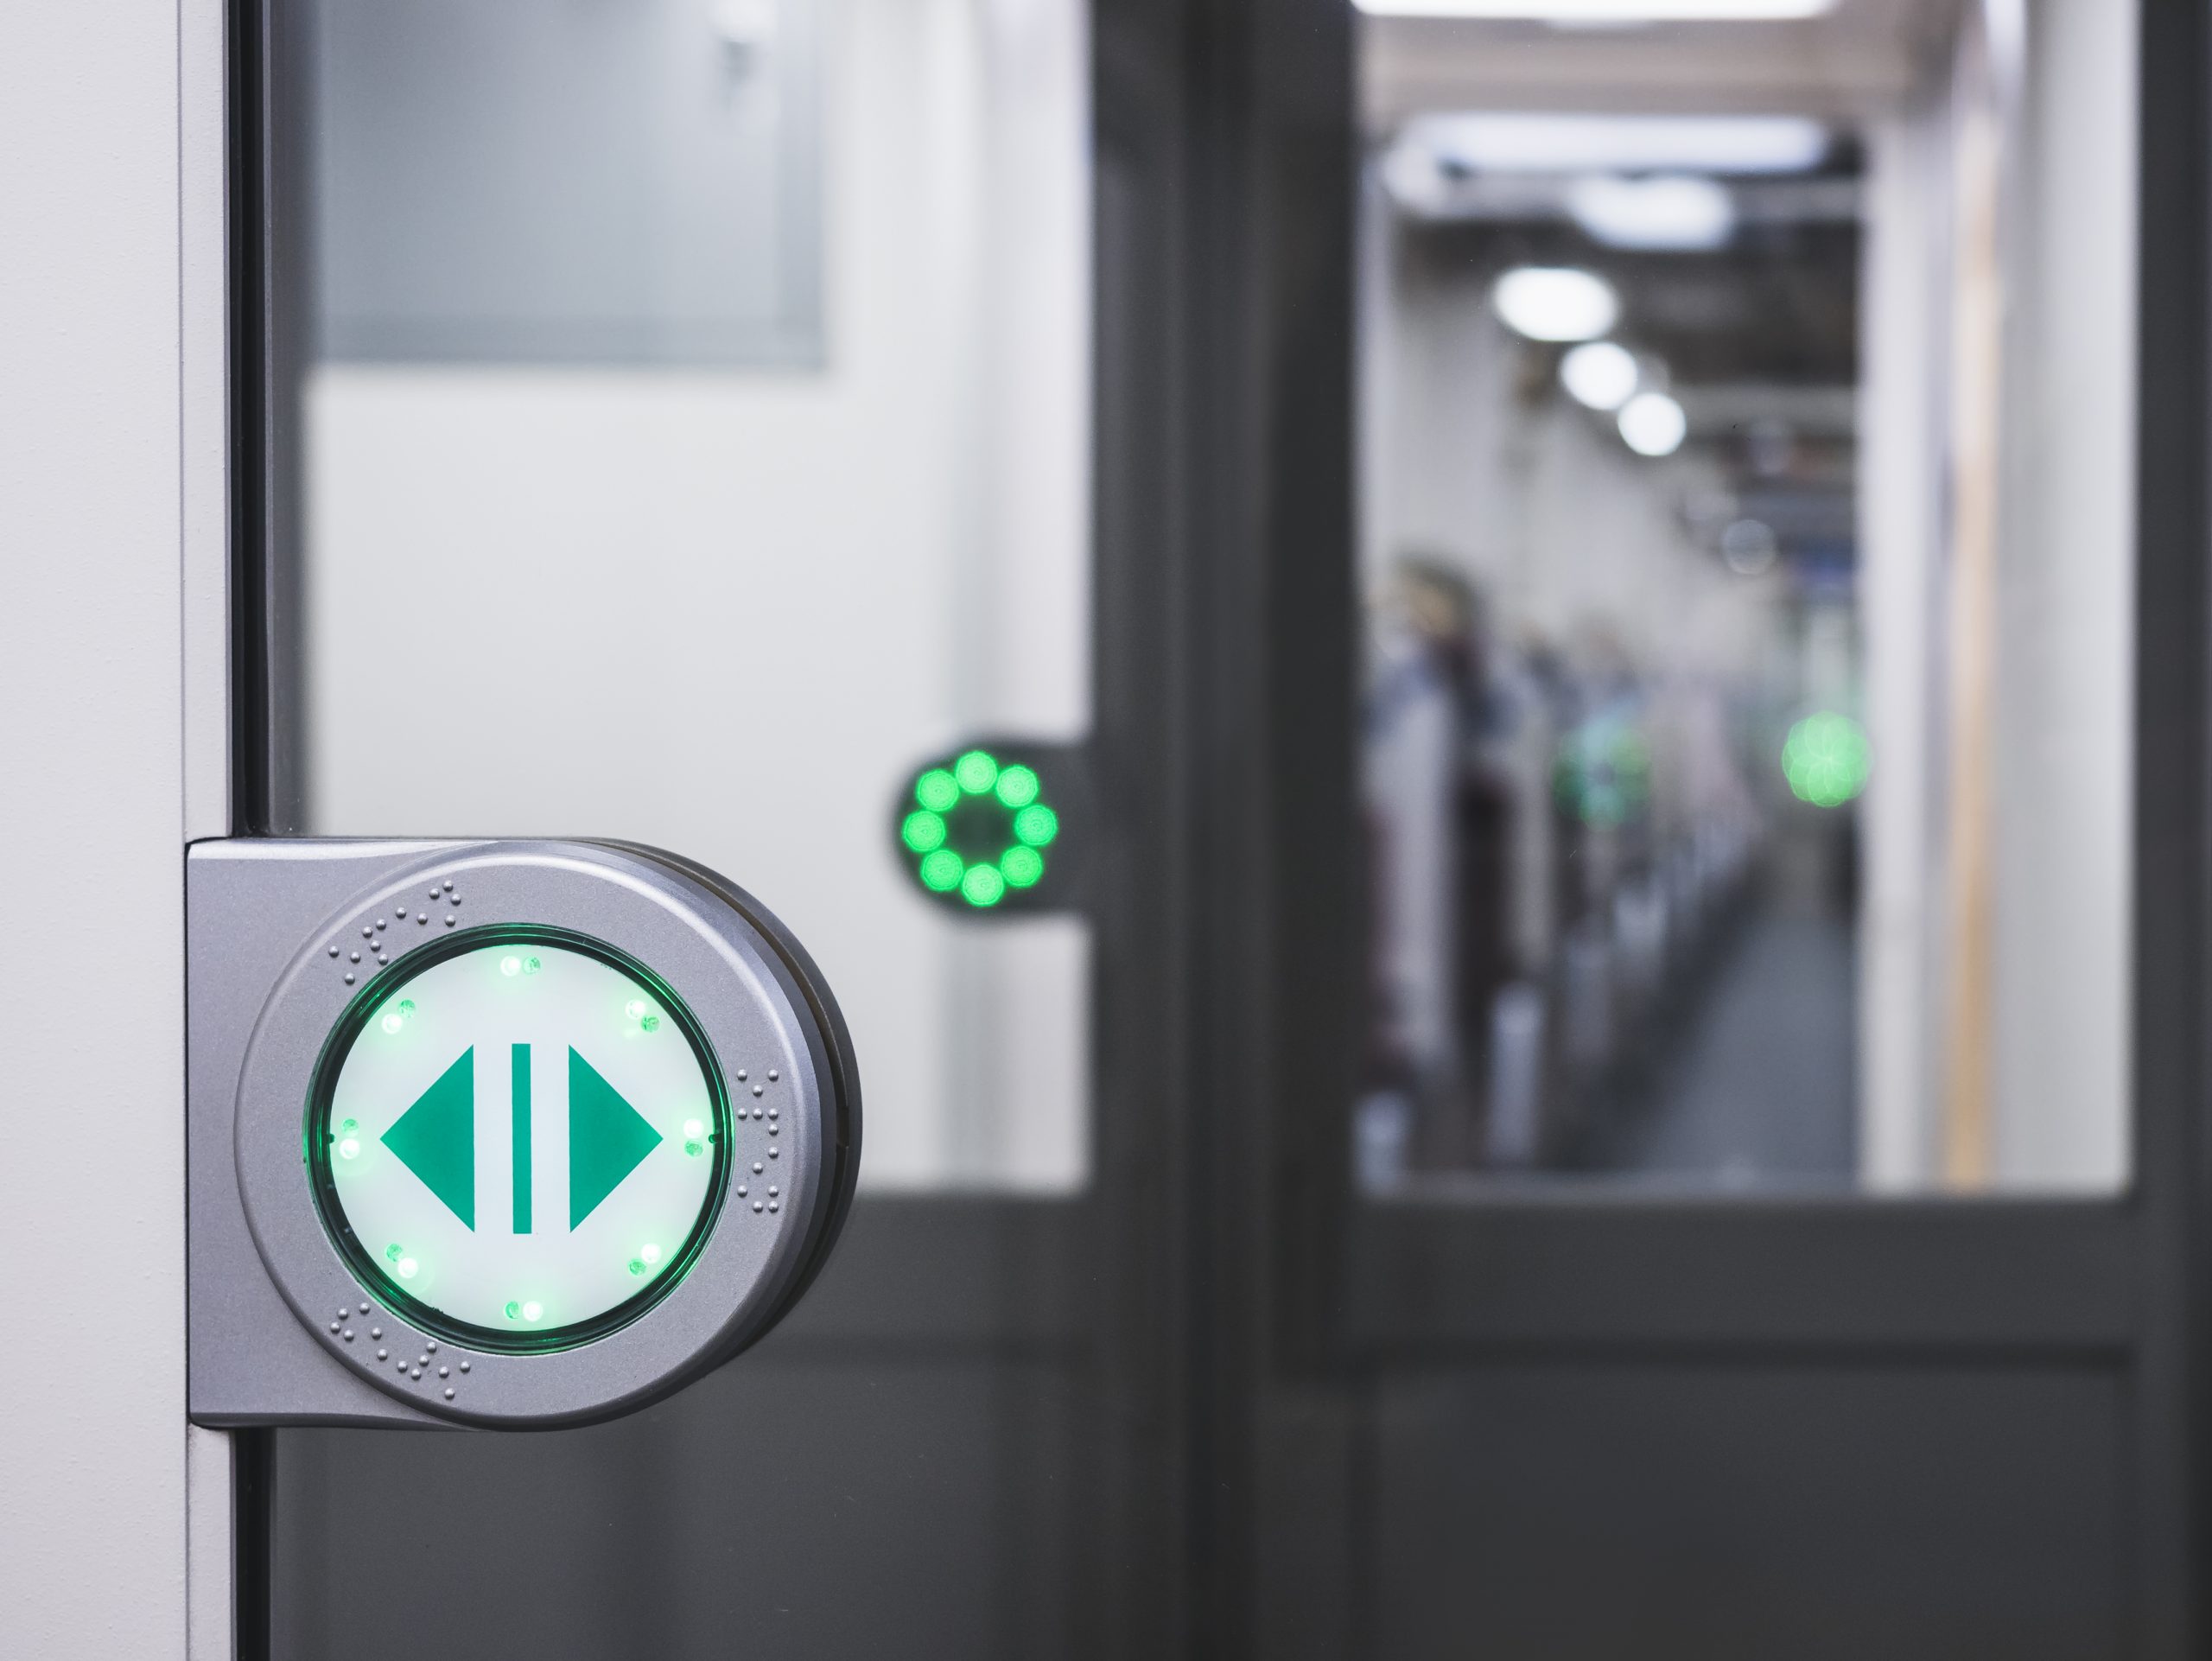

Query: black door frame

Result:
[1207,0,2212,1653]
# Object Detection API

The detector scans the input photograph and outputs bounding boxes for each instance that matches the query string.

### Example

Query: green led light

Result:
[1013,804,1059,848]
[505,1300,521,1321]
[916,768,961,812]
[902,751,1064,903]
[995,765,1040,808]
[385,1243,404,1264]
[683,1118,703,1140]
[955,750,1000,793]
[340,1118,358,1135]
[523,956,542,975]
[500,955,521,977]
[381,1012,404,1034]
[624,998,648,1020]
[523,1299,543,1321]
[684,1138,705,1158]
[397,1256,419,1280]
[640,1242,662,1267]
[337,1136,361,1161]
[640,1015,660,1033]
[1782,711,1870,807]
[627,1257,646,1276]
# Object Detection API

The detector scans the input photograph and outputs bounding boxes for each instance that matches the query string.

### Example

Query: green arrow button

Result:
[382,1047,476,1230]
[568,1047,664,1230]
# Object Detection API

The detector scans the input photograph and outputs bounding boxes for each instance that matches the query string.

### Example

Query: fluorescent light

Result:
[1618,391,1687,455]
[1567,174,1734,250]
[1400,113,1829,175]
[1560,341,1640,410]
[1493,266,1619,342]
[1357,0,1834,19]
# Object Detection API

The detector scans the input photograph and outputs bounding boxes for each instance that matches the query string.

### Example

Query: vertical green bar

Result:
[512,1042,532,1234]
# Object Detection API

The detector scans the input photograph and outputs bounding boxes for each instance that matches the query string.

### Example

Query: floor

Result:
[1591,896,1859,1185]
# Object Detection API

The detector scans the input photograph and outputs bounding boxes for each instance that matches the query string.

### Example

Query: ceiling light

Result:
[1356,0,1834,19]
[1398,113,1829,176]
[1618,391,1688,456]
[1560,341,1639,410]
[1567,174,1735,250]
[1493,266,1619,342]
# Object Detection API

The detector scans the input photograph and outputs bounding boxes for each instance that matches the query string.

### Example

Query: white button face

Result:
[315,936,726,1346]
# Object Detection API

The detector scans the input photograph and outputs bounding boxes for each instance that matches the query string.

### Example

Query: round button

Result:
[308,929,729,1352]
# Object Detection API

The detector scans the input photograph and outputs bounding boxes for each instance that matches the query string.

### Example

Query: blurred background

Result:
[250,0,2154,1654]
[1352,0,2135,1194]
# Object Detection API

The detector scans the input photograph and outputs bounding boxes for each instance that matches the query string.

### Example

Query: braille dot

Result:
[371,1327,381,1339]
[418,1354,429,1366]
[338,1308,351,1320]
[426,1340,438,1352]
[349,951,360,963]
[376,919,387,930]
[444,1388,455,1400]
[753,1161,764,1174]
[377,1349,388,1360]
[768,1070,779,1083]
[752,1085,764,1098]
[396,1357,407,1369]
[343,1329,354,1341]
[438,1365,448,1378]
[418,914,429,926]
[442,880,454,892]
[361,927,373,939]
[428,888,441,901]
[396,908,408,920]
[344,973,355,983]
[360,1303,370,1313]
[736,1069,748,1081]
[768,1202,779,1213]
[768,1186,779,1198]
[376,954,387,964]
[327,946,340,958]
[753,1202,764,1213]
[737,1185,749,1197]
[450,894,462,907]
[328,1321,340,1333]
[445,914,456,927]
[459,1360,471,1373]
[769,1148,779,1159]
[412,1368,423,1380]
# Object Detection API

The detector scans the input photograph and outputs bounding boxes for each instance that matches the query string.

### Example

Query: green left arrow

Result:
[382,1047,476,1229]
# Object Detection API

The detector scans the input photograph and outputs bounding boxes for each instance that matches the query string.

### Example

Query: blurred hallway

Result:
[1588,875,1857,1184]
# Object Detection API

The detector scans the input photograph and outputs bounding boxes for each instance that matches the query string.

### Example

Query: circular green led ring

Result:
[903,752,1061,907]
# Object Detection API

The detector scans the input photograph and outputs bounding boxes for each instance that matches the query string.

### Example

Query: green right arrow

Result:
[568,1048,664,1230]
[382,1047,476,1230]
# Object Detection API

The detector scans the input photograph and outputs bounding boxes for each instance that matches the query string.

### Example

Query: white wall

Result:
[304,0,1093,1191]
[1360,198,1777,696]
[0,2,204,1651]
[1988,0,2135,1188]
[1857,99,1948,1189]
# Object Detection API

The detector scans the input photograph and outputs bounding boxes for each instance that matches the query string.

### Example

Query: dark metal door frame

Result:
[1199,0,2212,1653]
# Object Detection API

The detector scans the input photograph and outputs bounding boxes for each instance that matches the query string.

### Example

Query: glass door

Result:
[239,0,1198,1653]
[232,0,2212,1655]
